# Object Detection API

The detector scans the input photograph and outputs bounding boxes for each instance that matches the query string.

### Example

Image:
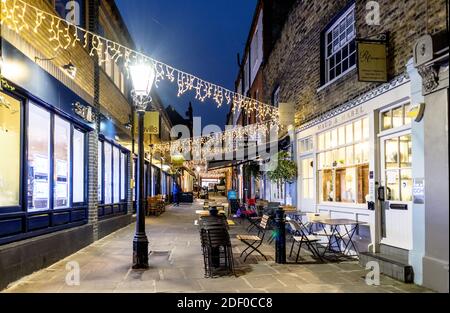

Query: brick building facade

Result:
[259,0,448,291]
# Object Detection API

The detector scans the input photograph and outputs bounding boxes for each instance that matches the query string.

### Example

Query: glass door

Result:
[379,131,413,250]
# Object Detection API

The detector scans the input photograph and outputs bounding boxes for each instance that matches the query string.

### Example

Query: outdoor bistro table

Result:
[310,218,365,258]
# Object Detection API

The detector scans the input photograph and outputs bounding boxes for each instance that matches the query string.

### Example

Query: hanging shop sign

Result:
[357,40,388,83]
[134,112,160,135]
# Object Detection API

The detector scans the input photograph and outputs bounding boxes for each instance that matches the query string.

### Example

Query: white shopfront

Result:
[295,74,415,253]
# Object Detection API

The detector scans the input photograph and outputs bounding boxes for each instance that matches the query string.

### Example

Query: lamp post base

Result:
[132,235,149,269]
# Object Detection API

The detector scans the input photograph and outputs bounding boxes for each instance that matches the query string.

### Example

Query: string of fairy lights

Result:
[1,0,282,161]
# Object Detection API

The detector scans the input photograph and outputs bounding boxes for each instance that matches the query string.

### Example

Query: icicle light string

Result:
[1,0,279,121]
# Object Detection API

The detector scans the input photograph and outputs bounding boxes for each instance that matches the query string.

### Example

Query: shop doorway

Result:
[299,156,315,212]
[379,130,413,250]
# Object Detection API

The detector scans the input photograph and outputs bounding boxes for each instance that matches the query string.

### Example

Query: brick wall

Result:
[88,130,99,240]
[263,0,448,126]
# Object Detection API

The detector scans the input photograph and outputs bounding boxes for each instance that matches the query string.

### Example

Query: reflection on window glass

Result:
[331,129,338,148]
[113,147,120,203]
[318,133,325,151]
[54,117,71,209]
[104,143,112,204]
[98,142,103,202]
[28,103,50,211]
[73,130,85,203]
[0,92,21,207]
[121,153,126,200]
[346,146,354,165]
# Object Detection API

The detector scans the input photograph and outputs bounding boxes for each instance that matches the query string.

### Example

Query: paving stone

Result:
[1,197,430,293]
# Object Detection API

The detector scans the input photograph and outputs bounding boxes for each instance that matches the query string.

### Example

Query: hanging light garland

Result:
[0,0,279,121]
[154,120,281,162]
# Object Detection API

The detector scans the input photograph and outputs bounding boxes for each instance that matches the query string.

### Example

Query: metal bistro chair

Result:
[287,217,324,263]
[199,217,235,278]
[236,215,270,262]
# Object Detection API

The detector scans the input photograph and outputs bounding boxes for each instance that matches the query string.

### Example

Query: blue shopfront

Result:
[0,40,96,246]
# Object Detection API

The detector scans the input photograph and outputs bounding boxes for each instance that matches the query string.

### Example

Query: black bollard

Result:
[275,207,287,264]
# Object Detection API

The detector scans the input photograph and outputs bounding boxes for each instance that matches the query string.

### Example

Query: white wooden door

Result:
[299,156,315,212]
[380,131,413,250]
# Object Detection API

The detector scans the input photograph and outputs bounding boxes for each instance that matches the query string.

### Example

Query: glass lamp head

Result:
[129,62,156,97]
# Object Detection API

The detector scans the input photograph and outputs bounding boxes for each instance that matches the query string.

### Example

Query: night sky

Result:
[115,0,257,129]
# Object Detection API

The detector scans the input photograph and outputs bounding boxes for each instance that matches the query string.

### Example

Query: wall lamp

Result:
[35,56,77,80]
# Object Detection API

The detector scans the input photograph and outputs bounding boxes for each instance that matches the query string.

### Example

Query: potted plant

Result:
[267,151,297,184]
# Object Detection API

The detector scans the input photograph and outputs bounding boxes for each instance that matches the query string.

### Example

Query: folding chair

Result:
[237,215,270,262]
[287,218,324,263]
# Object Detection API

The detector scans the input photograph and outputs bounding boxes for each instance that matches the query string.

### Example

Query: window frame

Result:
[316,117,370,205]
[97,137,129,219]
[0,90,25,213]
[322,3,357,86]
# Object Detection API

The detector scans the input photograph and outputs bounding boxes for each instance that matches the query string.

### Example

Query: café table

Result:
[310,218,365,258]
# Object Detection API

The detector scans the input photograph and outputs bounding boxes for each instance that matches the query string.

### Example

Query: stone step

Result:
[379,244,409,264]
[359,252,414,284]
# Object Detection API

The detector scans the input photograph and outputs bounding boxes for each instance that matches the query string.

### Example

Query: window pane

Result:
[104,143,112,204]
[346,123,353,144]
[385,138,399,169]
[0,93,21,207]
[401,169,413,202]
[54,117,71,209]
[121,153,126,200]
[355,143,363,164]
[320,170,334,202]
[338,148,346,166]
[73,130,85,203]
[98,142,103,202]
[28,104,51,211]
[354,120,362,142]
[346,146,354,165]
[363,118,370,140]
[318,153,325,170]
[318,133,325,151]
[362,142,370,164]
[382,111,392,130]
[331,129,338,148]
[338,126,346,146]
[325,131,331,148]
[358,165,370,204]
[386,170,400,201]
[392,107,404,128]
[400,135,412,168]
[336,167,356,203]
[113,147,120,203]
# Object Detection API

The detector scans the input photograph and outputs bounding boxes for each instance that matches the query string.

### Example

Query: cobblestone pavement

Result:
[2,198,431,293]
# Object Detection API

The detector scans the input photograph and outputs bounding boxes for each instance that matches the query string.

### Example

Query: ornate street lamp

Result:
[129,61,155,269]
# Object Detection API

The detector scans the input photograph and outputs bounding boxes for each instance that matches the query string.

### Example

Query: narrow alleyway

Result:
[2,199,430,293]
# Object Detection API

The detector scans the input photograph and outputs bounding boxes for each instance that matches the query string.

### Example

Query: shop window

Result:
[299,137,313,155]
[317,117,370,204]
[54,117,71,209]
[0,92,21,207]
[323,4,356,84]
[73,129,85,203]
[120,152,126,201]
[381,104,412,131]
[113,147,120,203]
[27,103,51,211]
[104,142,112,204]
[98,141,103,202]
